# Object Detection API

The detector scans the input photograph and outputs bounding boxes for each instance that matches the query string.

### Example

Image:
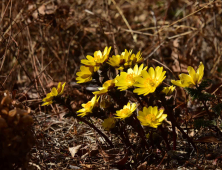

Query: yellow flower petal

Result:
[102,117,116,131]
[77,95,100,117]
[171,62,204,88]
[42,82,66,106]
[137,106,167,128]
[133,66,166,96]
[115,102,137,119]
[81,47,111,67]
[76,66,94,83]
[161,85,175,95]
[115,64,147,91]
[93,79,115,95]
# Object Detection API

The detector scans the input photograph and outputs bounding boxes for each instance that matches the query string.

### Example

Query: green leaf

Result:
[199,79,212,91]
[213,103,222,115]
[194,119,215,130]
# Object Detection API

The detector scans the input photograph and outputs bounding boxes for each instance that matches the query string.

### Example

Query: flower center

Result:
[120,108,130,116]
[126,73,135,84]
[144,78,158,88]
[93,55,101,61]
[85,102,92,109]
[146,114,156,122]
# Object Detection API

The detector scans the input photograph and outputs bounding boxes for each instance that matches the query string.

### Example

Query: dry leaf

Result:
[194,136,221,143]
[116,149,128,165]
[69,145,82,158]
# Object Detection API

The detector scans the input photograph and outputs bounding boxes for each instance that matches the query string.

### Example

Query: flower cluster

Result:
[42,47,205,132]
[40,44,210,164]
[74,47,170,129]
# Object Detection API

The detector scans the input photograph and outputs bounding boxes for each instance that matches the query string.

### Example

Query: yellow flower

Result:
[77,95,100,117]
[137,106,167,128]
[115,102,137,119]
[107,49,132,70]
[125,51,144,68]
[42,82,66,106]
[171,62,204,88]
[81,47,111,67]
[102,117,116,131]
[161,85,175,95]
[93,79,116,95]
[115,64,147,91]
[76,66,94,83]
[133,66,166,96]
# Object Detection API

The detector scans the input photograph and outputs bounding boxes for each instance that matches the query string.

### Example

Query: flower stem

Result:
[161,96,197,151]
[159,126,170,151]
[132,113,150,150]
[58,97,114,147]
[201,99,213,120]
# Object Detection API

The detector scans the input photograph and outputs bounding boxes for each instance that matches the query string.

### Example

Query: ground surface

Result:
[1,0,222,169]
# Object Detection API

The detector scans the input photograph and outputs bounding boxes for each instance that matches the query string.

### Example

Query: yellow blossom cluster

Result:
[42,46,205,131]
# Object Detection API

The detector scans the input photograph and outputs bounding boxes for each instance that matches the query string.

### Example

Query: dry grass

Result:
[1,0,222,169]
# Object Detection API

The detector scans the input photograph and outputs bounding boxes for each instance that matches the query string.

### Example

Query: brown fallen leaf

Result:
[69,145,82,158]
[116,149,129,165]
[194,136,221,143]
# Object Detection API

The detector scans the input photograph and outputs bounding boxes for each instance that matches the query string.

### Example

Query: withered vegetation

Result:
[1,0,222,169]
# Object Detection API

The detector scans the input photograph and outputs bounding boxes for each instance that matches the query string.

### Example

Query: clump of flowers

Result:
[42,82,66,106]
[171,62,204,88]
[102,117,116,131]
[115,64,147,91]
[137,106,167,128]
[44,46,208,164]
[115,102,137,119]
[133,66,166,96]
[162,85,175,95]
[77,95,100,117]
